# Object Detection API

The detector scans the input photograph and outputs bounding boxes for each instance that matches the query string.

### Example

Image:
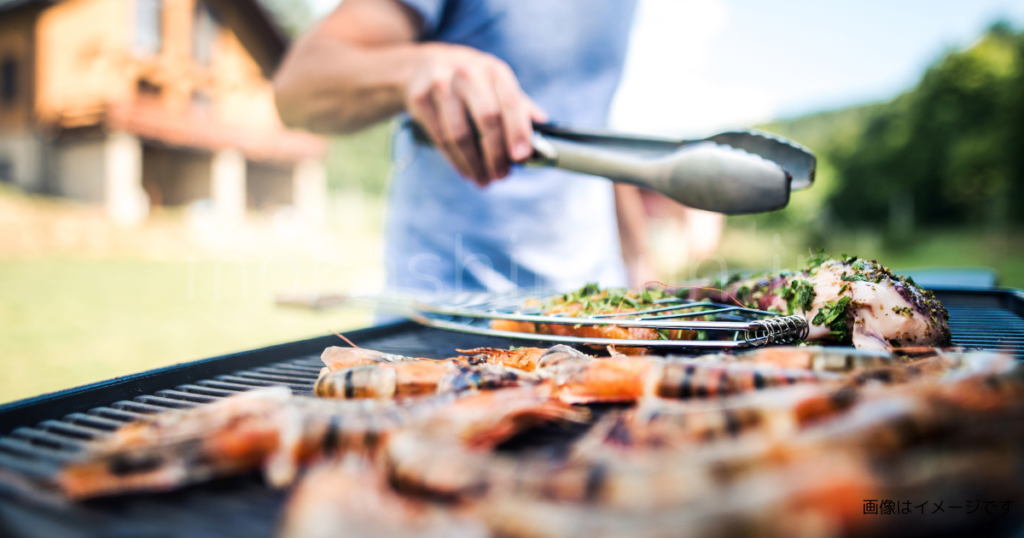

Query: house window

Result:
[192,2,217,66]
[134,0,163,56]
[1,58,16,105]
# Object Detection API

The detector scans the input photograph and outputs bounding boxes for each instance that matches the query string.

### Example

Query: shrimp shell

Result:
[320,346,425,371]
[384,386,590,499]
[315,360,544,400]
[654,360,824,400]
[278,455,487,538]
[455,347,550,371]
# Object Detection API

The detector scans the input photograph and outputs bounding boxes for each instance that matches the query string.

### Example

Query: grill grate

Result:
[0,355,325,483]
[0,288,1022,538]
[942,289,1024,357]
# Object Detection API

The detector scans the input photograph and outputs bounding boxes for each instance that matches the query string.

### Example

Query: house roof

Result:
[0,0,290,77]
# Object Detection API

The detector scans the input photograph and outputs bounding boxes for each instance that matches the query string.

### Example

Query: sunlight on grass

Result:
[0,258,370,404]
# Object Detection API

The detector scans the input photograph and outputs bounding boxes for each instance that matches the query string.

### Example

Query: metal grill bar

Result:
[154,390,221,404]
[64,413,124,430]
[111,401,170,414]
[89,407,148,421]
[9,428,88,450]
[37,420,106,439]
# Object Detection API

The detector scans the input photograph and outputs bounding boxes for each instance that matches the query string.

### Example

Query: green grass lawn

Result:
[0,257,370,404]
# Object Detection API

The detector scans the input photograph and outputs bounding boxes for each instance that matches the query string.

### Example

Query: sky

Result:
[309,0,1024,138]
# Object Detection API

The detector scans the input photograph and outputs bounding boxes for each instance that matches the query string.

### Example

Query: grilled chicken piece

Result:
[698,254,951,351]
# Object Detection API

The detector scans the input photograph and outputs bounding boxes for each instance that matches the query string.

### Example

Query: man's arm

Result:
[614,184,659,287]
[273,0,545,185]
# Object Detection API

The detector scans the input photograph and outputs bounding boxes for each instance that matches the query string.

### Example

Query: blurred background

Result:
[1,0,1023,403]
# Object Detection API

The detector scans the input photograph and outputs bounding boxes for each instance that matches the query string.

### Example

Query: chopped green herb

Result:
[840,274,869,282]
[783,279,816,314]
[638,288,664,304]
[838,283,850,296]
[811,296,853,343]
[804,249,830,272]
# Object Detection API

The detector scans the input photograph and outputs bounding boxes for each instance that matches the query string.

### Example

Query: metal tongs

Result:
[409,121,815,215]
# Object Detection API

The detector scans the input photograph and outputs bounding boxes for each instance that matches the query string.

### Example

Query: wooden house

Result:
[0,0,326,225]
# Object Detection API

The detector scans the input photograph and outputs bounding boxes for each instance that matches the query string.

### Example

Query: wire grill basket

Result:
[308,289,810,350]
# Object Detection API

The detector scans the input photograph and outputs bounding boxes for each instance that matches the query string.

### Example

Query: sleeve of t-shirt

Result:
[395,0,447,38]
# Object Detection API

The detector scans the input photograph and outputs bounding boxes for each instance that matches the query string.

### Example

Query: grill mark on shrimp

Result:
[321,414,342,453]
[680,364,695,399]
[343,369,355,399]
[584,462,607,503]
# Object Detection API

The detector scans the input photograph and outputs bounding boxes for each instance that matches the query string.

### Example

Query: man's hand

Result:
[273,0,546,187]
[405,44,547,186]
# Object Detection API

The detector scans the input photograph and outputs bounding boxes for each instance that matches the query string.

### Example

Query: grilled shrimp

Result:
[725,345,896,371]
[278,455,487,538]
[58,388,439,499]
[483,356,1024,516]
[314,360,544,400]
[384,386,590,499]
[481,452,879,538]
[545,356,828,404]
[59,387,291,499]
[576,383,859,453]
[454,346,594,372]
[485,438,1024,538]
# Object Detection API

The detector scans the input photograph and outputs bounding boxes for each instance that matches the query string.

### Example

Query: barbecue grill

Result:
[1,286,1022,538]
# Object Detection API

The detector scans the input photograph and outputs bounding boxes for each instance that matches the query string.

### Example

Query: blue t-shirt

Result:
[387,0,637,296]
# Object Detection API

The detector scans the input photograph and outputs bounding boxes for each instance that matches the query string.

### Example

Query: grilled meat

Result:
[698,253,951,351]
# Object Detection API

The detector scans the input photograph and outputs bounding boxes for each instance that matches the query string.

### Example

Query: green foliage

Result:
[758,22,1024,230]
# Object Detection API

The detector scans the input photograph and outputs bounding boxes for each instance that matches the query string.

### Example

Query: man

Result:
[274,0,654,295]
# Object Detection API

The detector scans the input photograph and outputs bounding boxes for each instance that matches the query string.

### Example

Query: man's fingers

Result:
[454,70,510,180]
[527,96,549,124]
[407,84,474,179]
[432,83,488,184]
[491,65,535,163]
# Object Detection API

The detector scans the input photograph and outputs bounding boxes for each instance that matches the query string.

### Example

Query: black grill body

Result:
[0,288,1022,538]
